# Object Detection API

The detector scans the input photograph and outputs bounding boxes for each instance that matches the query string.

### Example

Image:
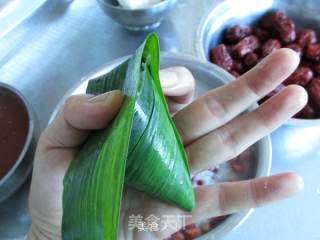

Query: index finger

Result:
[173,49,300,145]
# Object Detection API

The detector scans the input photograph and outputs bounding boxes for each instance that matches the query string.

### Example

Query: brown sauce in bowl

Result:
[0,86,29,180]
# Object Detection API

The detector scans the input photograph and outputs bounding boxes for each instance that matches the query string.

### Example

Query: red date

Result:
[200,223,212,233]
[296,104,317,119]
[300,60,315,69]
[286,43,303,57]
[210,44,234,71]
[225,25,252,43]
[261,11,295,43]
[244,52,259,69]
[209,216,229,228]
[184,227,203,239]
[229,155,244,173]
[284,67,313,86]
[171,232,185,240]
[274,18,296,43]
[313,63,320,76]
[254,27,271,41]
[196,179,204,186]
[306,44,320,62]
[261,39,282,57]
[308,77,320,110]
[297,29,317,48]
[260,11,288,30]
[233,60,244,73]
[225,44,234,53]
[229,70,241,78]
[232,35,260,59]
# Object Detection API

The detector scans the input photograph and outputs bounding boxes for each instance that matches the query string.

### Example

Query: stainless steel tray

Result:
[49,52,271,240]
[0,0,320,239]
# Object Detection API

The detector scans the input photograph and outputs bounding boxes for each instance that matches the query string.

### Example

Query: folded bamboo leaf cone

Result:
[62,33,195,240]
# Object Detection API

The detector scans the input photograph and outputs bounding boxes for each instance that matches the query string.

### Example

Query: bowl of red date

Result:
[197,0,320,127]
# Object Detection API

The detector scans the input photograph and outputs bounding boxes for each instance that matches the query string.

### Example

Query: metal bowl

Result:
[0,82,35,203]
[196,0,320,127]
[96,0,177,31]
[50,52,272,239]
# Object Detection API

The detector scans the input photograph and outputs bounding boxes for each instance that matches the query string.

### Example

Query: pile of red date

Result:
[210,11,320,119]
[169,216,228,240]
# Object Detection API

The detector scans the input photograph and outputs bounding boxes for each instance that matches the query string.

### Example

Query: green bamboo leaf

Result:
[62,34,195,240]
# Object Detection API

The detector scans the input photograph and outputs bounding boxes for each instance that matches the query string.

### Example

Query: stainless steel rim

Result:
[96,0,175,11]
[122,22,161,31]
[195,1,220,62]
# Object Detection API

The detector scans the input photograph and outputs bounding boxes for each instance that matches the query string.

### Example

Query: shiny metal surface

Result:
[0,83,36,203]
[49,52,272,240]
[0,0,46,39]
[0,0,319,239]
[96,0,177,31]
[196,0,320,127]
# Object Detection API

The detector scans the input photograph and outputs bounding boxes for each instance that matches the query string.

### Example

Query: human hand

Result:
[27,66,194,239]
[28,49,306,240]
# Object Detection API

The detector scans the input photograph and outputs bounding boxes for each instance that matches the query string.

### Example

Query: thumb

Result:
[40,90,124,150]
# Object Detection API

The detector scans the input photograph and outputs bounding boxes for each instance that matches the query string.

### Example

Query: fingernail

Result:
[279,173,304,196]
[285,47,301,60]
[160,69,181,89]
[88,90,121,103]
[297,89,308,106]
